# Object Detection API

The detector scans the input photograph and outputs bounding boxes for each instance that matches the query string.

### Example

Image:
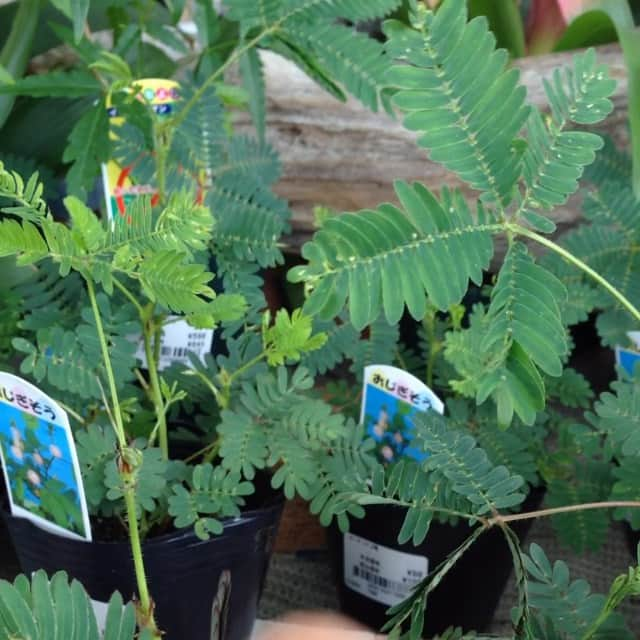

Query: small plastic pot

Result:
[3,492,283,640]
[327,488,544,637]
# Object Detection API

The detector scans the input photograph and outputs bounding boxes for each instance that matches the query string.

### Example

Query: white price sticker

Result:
[343,532,428,607]
[134,317,214,370]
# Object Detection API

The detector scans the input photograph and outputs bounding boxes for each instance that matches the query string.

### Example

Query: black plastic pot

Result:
[3,493,283,640]
[623,523,640,559]
[327,488,543,637]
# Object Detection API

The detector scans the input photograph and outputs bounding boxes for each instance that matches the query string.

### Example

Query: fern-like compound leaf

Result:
[520,49,615,222]
[62,101,111,199]
[546,460,612,553]
[0,161,49,220]
[413,412,526,515]
[168,464,254,539]
[592,377,640,456]
[0,220,48,265]
[525,543,633,639]
[290,181,495,328]
[302,318,360,376]
[137,250,216,313]
[384,0,529,205]
[0,571,138,640]
[218,410,269,480]
[611,457,640,530]
[284,22,388,111]
[584,135,632,186]
[484,242,568,377]
[207,175,290,267]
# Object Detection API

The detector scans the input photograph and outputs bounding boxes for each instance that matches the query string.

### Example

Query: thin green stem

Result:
[488,500,640,526]
[351,494,489,525]
[143,317,169,460]
[113,277,144,316]
[124,489,159,637]
[86,279,159,637]
[184,439,220,464]
[86,279,127,447]
[225,353,266,388]
[170,28,276,132]
[509,223,640,324]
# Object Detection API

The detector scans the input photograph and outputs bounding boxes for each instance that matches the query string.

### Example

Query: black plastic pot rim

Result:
[1,493,284,549]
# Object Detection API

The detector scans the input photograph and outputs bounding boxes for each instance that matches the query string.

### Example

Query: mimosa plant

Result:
[287,0,640,635]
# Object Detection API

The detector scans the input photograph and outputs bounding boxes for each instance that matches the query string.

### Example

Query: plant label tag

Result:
[627,331,640,351]
[615,346,640,377]
[134,317,214,371]
[343,532,428,607]
[102,78,179,223]
[361,365,444,464]
[0,372,91,541]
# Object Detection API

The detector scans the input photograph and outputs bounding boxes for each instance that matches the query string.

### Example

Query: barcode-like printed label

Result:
[344,532,428,607]
[132,317,214,371]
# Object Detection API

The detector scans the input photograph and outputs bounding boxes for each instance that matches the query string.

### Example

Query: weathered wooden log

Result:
[233,45,629,254]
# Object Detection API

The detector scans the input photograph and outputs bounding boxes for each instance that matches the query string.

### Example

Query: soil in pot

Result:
[3,475,284,640]
[327,488,544,637]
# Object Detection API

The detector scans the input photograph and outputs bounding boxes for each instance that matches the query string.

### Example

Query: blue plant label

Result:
[616,346,640,377]
[361,365,444,464]
[615,331,640,378]
[0,372,91,541]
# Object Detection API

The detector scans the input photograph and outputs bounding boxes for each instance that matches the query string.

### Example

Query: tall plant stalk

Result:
[86,279,160,639]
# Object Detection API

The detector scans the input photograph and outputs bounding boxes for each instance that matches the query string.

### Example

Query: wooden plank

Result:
[233,45,629,254]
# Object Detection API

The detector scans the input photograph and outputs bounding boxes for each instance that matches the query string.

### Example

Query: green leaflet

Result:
[521,49,615,219]
[546,460,613,553]
[413,412,526,515]
[484,242,568,378]
[284,22,388,111]
[592,377,640,457]
[226,0,401,33]
[0,571,138,640]
[62,100,111,200]
[168,464,253,539]
[290,181,495,328]
[137,250,216,313]
[239,48,266,142]
[0,161,48,220]
[226,0,399,109]
[525,543,634,639]
[385,0,529,205]
[0,69,101,97]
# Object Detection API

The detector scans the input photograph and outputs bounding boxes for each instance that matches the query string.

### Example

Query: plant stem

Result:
[86,279,159,637]
[225,353,266,387]
[113,277,144,316]
[143,318,169,460]
[123,489,159,637]
[183,438,220,464]
[170,28,276,131]
[86,280,127,447]
[488,500,640,526]
[509,223,640,324]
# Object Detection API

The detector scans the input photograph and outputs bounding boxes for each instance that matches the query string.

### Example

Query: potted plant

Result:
[286,0,640,635]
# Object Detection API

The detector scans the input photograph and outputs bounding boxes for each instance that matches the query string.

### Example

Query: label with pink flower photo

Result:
[361,365,444,464]
[0,372,91,541]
